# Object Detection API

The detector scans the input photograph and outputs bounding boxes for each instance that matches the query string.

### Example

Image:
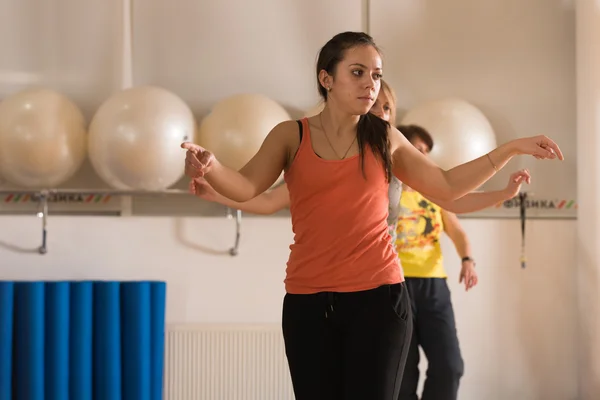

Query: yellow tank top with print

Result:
[394,190,447,278]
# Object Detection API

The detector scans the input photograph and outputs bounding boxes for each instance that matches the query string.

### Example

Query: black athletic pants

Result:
[398,278,464,400]
[282,282,413,400]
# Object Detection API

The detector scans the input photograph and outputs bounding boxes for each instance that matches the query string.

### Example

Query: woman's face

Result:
[370,89,392,122]
[321,45,383,116]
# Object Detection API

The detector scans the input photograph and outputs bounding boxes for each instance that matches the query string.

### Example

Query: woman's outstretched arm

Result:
[189,179,290,215]
[424,169,530,214]
[390,126,562,202]
[181,120,296,202]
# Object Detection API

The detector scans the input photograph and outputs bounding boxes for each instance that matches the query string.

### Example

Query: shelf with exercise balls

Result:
[0,87,299,256]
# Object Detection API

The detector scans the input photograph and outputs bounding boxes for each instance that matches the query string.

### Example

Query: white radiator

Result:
[164,324,295,400]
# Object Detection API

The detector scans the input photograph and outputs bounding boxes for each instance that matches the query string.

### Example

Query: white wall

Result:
[0,0,580,399]
[371,0,577,197]
[0,217,579,400]
[370,1,579,398]
[0,216,294,323]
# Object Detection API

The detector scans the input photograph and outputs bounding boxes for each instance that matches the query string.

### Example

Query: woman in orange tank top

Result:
[189,81,532,400]
[182,32,564,400]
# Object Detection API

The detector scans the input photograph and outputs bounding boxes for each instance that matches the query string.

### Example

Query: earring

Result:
[327,87,331,92]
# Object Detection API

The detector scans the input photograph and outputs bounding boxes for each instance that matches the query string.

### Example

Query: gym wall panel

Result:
[370,2,577,399]
[0,0,122,118]
[132,0,363,117]
[369,0,576,202]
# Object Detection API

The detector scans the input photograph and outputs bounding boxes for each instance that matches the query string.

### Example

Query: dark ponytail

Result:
[357,113,392,182]
[316,31,393,182]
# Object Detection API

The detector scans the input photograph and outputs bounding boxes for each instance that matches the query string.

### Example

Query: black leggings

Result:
[398,278,464,400]
[282,283,413,400]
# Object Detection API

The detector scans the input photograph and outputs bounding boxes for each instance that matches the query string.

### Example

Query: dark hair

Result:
[316,32,392,182]
[397,124,434,152]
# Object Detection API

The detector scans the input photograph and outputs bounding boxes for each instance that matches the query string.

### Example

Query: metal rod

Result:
[227,208,242,256]
[0,188,245,255]
[0,188,571,257]
[458,215,576,220]
[0,188,191,196]
[37,192,49,254]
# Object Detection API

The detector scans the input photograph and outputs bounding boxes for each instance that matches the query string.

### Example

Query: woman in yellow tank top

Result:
[395,125,475,400]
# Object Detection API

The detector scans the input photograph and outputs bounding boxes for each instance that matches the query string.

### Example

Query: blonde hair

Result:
[380,79,398,126]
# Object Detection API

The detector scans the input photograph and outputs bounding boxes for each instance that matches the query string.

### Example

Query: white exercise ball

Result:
[401,98,497,170]
[197,93,290,185]
[0,88,87,188]
[88,86,196,191]
[303,101,325,118]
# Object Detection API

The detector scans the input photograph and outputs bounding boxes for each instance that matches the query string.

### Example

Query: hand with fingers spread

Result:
[503,169,531,199]
[181,142,217,178]
[510,135,564,160]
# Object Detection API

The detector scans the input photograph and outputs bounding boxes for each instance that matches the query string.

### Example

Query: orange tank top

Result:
[283,117,403,294]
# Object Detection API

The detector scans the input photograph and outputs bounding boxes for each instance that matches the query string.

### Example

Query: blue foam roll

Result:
[150,282,167,400]
[14,281,45,400]
[69,281,93,400]
[121,282,152,399]
[45,282,70,400]
[93,281,121,400]
[0,282,14,399]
